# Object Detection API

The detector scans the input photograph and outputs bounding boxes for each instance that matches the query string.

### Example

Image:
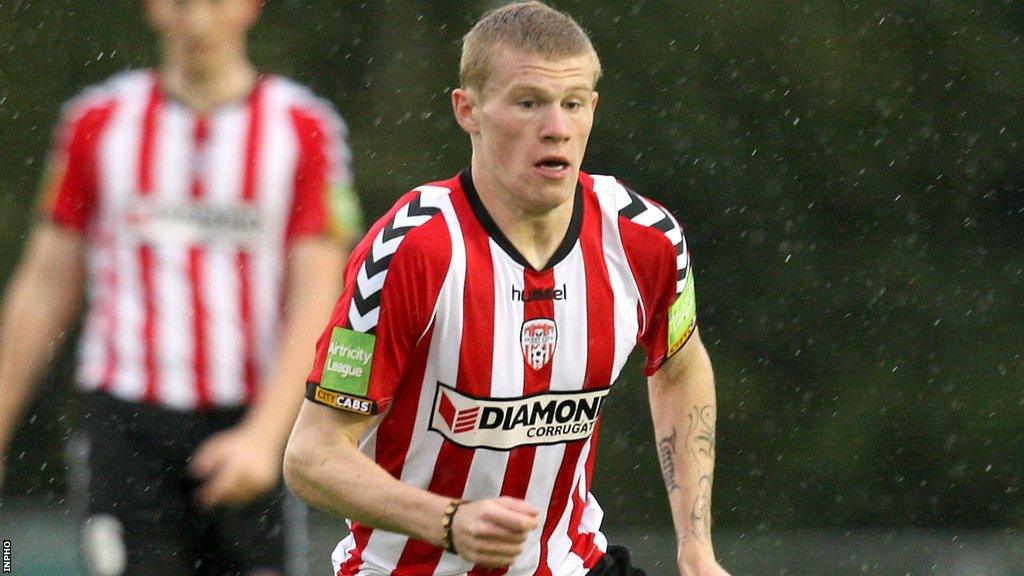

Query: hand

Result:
[450,496,540,568]
[188,424,282,509]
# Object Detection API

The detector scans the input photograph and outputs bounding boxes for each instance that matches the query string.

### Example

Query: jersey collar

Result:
[459,168,584,272]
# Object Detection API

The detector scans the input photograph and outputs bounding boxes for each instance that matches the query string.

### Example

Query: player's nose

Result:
[539,106,571,142]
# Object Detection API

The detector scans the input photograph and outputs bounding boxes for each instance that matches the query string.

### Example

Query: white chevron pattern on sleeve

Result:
[347,187,451,333]
[606,177,691,296]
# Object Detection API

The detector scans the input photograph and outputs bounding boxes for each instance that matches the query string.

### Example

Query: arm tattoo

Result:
[657,428,680,493]
[685,404,716,541]
[685,404,716,461]
[690,472,713,542]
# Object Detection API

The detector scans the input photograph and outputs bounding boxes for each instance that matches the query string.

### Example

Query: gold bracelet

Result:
[440,499,463,554]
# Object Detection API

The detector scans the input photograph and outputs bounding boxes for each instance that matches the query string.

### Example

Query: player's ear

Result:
[452,88,480,135]
[591,91,599,112]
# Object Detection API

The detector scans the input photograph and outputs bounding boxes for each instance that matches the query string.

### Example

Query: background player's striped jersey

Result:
[307,171,694,576]
[42,70,361,410]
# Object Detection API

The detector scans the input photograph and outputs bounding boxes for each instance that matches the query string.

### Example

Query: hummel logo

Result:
[439,392,480,434]
[511,284,567,302]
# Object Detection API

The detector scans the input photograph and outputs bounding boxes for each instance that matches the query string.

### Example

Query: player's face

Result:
[145,0,260,73]
[459,47,599,215]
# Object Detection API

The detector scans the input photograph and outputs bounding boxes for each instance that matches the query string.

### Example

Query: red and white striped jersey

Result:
[40,70,362,410]
[307,171,696,576]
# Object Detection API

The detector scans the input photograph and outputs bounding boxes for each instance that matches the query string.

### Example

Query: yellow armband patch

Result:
[328,183,364,240]
[667,271,697,357]
[36,161,65,213]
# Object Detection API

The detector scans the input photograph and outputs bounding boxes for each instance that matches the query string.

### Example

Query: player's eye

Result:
[518,100,537,110]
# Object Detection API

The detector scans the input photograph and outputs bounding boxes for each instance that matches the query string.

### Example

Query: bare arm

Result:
[241,237,348,452]
[285,401,450,539]
[285,400,539,568]
[0,224,86,486]
[648,329,730,576]
[189,237,347,507]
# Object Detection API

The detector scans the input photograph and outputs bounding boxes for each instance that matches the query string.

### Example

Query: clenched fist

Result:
[450,496,540,568]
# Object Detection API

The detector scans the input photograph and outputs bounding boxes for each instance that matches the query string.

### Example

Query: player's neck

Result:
[160,52,258,113]
[471,170,575,271]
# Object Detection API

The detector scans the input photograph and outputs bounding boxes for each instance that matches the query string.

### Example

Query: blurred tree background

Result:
[2,0,1024,534]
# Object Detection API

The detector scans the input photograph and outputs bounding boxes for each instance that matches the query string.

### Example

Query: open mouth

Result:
[535,157,570,171]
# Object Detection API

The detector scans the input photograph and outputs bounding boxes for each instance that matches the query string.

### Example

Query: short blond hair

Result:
[459,1,602,92]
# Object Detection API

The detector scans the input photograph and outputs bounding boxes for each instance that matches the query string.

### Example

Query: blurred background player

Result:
[0,0,362,574]
[285,2,728,575]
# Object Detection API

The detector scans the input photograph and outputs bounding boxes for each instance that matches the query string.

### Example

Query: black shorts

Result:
[586,545,648,576]
[75,391,300,576]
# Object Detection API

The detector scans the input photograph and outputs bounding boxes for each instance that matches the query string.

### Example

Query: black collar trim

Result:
[459,169,583,272]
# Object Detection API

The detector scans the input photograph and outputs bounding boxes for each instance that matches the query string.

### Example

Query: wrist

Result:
[676,539,717,570]
[409,494,452,547]
[440,499,463,554]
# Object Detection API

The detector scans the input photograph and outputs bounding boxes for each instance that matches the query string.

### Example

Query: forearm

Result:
[239,239,346,454]
[237,308,322,453]
[284,404,450,546]
[649,340,718,556]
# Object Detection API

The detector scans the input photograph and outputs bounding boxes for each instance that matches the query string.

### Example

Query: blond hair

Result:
[459,1,602,92]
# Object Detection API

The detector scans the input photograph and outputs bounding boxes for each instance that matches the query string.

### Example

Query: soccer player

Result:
[0,1,362,575]
[284,2,729,575]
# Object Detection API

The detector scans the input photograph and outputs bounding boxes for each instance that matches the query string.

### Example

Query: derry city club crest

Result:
[520,318,558,370]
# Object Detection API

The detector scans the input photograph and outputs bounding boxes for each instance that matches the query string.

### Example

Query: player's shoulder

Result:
[585,172,685,242]
[263,75,351,149]
[344,179,455,292]
[387,179,458,250]
[59,69,151,122]
[264,75,345,118]
[586,173,690,299]
[360,178,457,255]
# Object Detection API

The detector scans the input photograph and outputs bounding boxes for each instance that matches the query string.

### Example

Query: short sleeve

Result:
[38,98,116,231]
[287,103,364,244]
[621,195,697,375]
[306,191,449,415]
